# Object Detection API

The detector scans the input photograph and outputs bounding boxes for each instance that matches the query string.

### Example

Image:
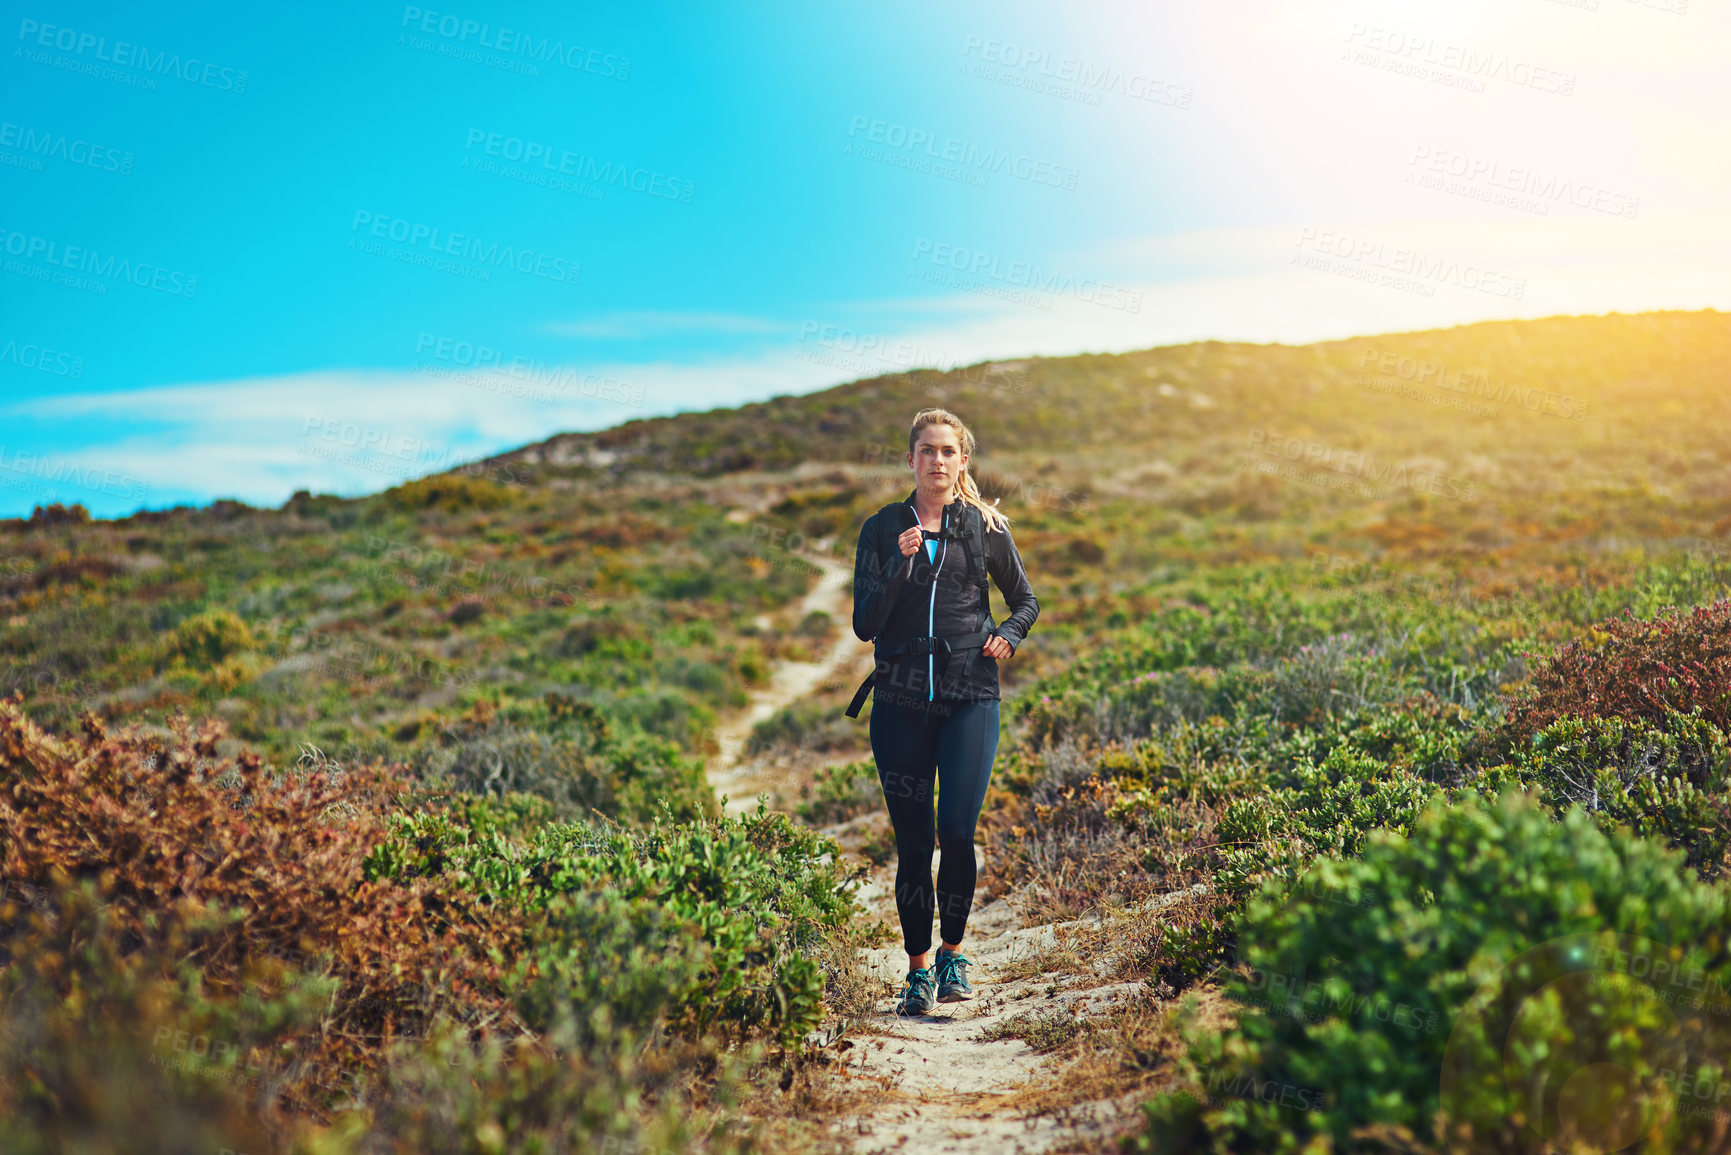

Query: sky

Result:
[2,0,1727,517]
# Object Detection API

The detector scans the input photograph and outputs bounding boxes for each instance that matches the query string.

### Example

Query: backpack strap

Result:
[958,503,992,631]
[845,502,919,719]
[844,674,875,719]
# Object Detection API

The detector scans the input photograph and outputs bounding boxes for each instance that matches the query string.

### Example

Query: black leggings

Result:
[870,695,1000,956]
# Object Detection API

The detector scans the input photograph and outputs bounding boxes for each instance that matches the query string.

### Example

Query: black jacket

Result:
[852,491,1039,706]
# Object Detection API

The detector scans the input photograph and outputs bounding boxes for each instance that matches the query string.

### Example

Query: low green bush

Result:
[1475,709,1731,877]
[413,702,714,825]
[1294,697,1473,780]
[1214,746,1439,899]
[508,888,719,1043]
[795,759,880,826]
[603,686,718,753]
[1134,791,1731,1153]
[746,699,858,757]
[166,608,258,666]
[365,801,861,1050]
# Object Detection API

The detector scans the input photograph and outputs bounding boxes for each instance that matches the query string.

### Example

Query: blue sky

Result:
[3,0,1727,516]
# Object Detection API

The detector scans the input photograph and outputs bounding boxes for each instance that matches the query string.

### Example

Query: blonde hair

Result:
[907,408,1010,533]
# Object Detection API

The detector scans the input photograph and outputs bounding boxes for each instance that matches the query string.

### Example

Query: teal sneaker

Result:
[894,966,937,1016]
[934,949,975,1002]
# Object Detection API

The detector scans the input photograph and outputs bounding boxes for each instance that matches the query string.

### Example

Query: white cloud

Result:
[543,311,788,339]
[8,209,1726,517]
[0,356,841,513]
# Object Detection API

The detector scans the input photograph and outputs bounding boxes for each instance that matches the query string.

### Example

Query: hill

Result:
[5,309,1725,764]
[497,305,1731,702]
[4,308,1731,1153]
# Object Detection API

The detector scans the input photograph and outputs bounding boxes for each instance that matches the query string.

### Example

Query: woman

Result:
[849,407,1039,1015]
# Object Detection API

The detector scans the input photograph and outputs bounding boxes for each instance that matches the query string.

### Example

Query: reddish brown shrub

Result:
[1502,600,1731,739]
[0,698,515,1119]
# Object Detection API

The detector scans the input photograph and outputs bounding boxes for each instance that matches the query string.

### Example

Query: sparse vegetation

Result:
[977,1006,1094,1053]
[794,758,880,826]
[7,311,1731,1150]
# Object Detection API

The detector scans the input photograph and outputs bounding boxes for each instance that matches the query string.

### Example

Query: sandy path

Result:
[708,555,873,816]
[818,835,1164,1154]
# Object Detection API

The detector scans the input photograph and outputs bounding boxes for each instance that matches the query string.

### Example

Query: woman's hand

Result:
[982,634,1013,660]
[897,525,923,558]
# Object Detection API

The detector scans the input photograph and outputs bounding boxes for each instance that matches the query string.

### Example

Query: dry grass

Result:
[815,919,896,1024]
[985,885,1227,993]
[719,1042,894,1153]
[993,934,1093,983]
[977,1005,1095,1052]
[979,743,1223,930]
[1009,986,1236,1118]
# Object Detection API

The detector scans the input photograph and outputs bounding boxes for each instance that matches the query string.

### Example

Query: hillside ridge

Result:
[478,308,1725,481]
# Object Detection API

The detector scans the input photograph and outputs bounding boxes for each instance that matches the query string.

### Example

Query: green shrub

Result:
[1135,791,1731,1153]
[1215,746,1439,899]
[439,790,557,841]
[166,608,257,666]
[1477,709,1731,877]
[377,474,520,513]
[524,808,851,1049]
[1013,580,1516,754]
[795,759,879,826]
[365,804,860,1051]
[747,699,858,757]
[1116,744,1438,990]
[657,654,734,701]
[1318,699,1473,777]
[507,888,717,1043]
[1252,634,1412,726]
[414,715,714,825]
[601,687,717,754]
[1071,639,1436,756]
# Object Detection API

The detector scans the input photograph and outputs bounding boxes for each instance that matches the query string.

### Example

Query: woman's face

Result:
[908,425,967,499]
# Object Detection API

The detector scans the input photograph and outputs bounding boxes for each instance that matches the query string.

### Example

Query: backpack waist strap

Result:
[844,629,994,717]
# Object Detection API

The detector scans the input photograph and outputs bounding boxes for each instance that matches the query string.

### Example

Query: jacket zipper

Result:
[927,506,947,702]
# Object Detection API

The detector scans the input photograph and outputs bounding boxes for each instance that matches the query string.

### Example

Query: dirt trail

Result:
[709,555,872,816]
[708,560,1154,1152]
[815,823,1164,1154]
